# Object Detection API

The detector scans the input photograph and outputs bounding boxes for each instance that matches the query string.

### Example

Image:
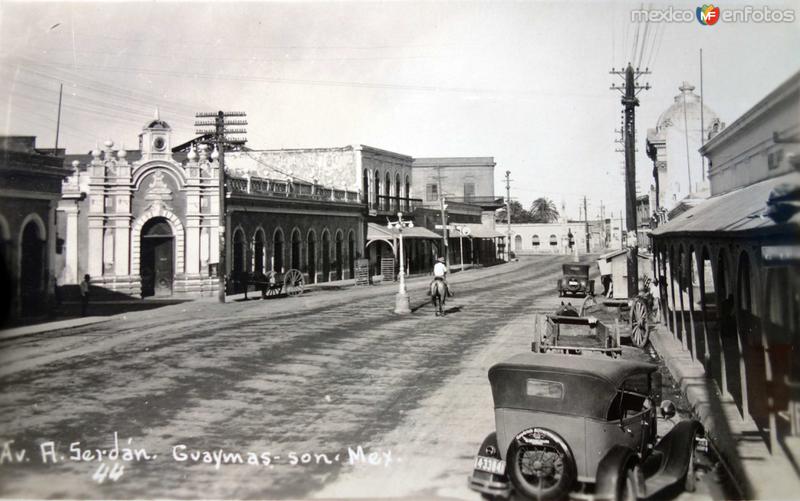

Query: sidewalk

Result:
[649,323,799,499]
[4,261,517,340]
[0,316,109,341]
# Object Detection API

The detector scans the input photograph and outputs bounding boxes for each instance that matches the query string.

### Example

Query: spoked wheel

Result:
[283,269,305,297]
[630,297,650,348]
[508,429,575,501]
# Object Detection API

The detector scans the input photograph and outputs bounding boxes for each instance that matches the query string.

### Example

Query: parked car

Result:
[557,263,595,297]
[468,353,704,501]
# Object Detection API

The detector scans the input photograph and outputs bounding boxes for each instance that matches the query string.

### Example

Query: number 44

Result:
[92,462,125,484]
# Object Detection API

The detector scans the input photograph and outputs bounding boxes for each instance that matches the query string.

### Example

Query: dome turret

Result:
[654,81,719,134]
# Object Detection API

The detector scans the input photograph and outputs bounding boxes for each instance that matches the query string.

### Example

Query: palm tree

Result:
[530,197,559,223]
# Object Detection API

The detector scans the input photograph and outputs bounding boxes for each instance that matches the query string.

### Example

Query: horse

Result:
[431,278,447,316]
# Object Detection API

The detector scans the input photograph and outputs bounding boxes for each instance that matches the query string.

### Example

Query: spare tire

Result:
[507,428,576,501]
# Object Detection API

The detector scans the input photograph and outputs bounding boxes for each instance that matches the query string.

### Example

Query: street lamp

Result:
[388,212,413,314]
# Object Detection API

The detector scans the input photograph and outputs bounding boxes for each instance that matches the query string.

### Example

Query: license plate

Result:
[474,455,506,475]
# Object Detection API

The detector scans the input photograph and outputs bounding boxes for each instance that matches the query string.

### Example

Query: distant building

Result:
[0,136,70,321]
[509,220,606,256]
[646,82,724,218]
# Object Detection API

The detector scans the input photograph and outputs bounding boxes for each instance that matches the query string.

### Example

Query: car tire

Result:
[507,428,576,501]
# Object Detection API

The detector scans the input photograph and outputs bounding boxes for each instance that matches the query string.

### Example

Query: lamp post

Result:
[454,225,471,271]
[388,212,413,314]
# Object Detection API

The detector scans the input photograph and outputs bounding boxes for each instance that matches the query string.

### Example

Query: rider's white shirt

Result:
[433,262,447,277]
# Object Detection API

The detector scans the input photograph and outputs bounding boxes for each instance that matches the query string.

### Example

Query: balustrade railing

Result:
[228,175,361,204]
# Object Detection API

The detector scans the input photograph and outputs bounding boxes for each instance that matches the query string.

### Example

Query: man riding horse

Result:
[429,256,453,315]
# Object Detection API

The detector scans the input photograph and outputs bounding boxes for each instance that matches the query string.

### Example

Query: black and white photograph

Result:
[0,1,798,499]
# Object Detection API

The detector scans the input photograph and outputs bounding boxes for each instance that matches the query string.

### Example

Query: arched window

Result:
[395,173,401,211]
[373,170,380,210]
[384,172,391,210]
[549,234,558,246]
[404,175,411,211]
[514,235,522,251]
[362,169,369,204]
[532,235,540,246]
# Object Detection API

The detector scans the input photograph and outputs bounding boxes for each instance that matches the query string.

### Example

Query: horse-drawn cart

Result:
[235,269,305,299]
[531,307,622,358]
[579,288,655,348]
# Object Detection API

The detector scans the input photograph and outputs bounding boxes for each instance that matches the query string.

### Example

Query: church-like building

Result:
[57,115,365,297]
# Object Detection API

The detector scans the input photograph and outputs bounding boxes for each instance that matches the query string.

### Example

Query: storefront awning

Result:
[652,171,800,238]
[366,222,441,241]
[461,223,506,239]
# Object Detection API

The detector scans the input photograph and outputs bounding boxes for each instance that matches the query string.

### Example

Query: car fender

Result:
[468,432,511,498]
[640,420,705,497]
[595,444,639,501]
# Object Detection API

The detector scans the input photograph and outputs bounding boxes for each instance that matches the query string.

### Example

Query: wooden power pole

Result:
[611,63,650,296]
[195,111,248,303]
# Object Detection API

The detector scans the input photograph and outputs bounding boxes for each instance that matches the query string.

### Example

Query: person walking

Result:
[80,274,91,317]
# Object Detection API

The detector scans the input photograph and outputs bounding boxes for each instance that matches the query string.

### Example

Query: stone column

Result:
[61,202,80,284]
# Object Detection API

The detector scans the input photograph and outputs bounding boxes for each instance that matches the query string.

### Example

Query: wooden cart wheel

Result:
[630,297,650,348]
[283,269,305,297]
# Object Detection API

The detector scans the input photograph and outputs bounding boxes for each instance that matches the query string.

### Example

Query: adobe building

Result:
[0,136,71,321]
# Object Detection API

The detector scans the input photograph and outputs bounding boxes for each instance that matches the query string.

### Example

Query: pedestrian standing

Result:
[80,274,91,317]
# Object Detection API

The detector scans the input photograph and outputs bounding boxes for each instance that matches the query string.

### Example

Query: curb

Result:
[648,324,800,499]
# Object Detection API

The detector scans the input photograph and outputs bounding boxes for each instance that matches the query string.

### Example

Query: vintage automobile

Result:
[557,264,595,297]
[468,353,704,501]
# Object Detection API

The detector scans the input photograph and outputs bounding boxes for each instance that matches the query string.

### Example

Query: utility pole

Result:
[600,200,606,248]
[611,63,650,296]
[195,111,248,303]
[583,196,590,253]
[54,83,63,152]
[436,167,450,267]
[505,170,511,261]
[439,195,449,268]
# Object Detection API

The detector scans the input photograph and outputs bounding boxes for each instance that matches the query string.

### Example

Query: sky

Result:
[0,1,798,220]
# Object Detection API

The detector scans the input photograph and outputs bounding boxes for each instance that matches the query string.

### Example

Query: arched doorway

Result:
[307,231,317,283]
[291,229,301,270]
[19,220,45,316]
[232,228,246,283]
[514,235,522,252]
[335,231,343,281]
[140,217,174,297]
[254,230,265,274]
[322,231,331,282]
[273,229,284,273]
[348,231,355,279]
